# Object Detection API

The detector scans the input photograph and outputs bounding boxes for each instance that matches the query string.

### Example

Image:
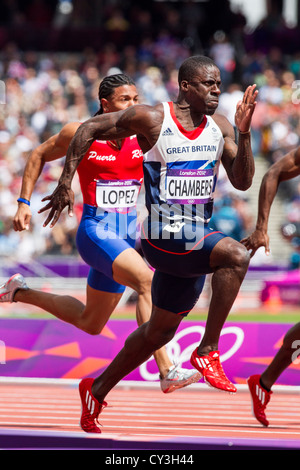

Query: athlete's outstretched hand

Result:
[39,183,74,228]
[241,228,270,258]
[235,84,258,133]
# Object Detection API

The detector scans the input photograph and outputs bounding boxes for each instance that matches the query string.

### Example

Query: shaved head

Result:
[178,56,217,85]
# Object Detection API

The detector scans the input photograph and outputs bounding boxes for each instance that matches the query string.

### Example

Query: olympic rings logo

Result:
[139,325,245,381]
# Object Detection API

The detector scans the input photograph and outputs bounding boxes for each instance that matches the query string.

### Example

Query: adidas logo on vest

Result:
[162,127,174,136]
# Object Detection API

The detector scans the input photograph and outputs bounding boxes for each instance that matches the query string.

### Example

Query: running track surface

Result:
[0,378,300,450]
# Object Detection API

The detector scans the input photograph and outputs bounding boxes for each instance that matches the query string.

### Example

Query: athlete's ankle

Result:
[196,345,218,356]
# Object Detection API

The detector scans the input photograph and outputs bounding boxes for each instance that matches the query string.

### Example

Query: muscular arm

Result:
[241,146,300,256]
[220,124,254,191]
[59,105,154,187]
[216,84,257,191]
[40,104,157,227]
[256,150,300,231]
[13,122,79,231]
[58,113,130,189]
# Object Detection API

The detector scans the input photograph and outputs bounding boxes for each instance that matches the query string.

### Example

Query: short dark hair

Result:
[95,74,136,115]
[178,56,217,84]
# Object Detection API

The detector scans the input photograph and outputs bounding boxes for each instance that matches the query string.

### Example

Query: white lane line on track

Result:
[1,408,299,424]
[1,413,299,435]
[2,422,299,440]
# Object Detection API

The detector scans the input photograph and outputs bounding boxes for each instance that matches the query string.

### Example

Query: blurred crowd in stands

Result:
[0,0,300,266]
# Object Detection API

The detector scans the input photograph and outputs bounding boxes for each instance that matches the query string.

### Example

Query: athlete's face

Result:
[182,65,221,115]
[102,85,139,113]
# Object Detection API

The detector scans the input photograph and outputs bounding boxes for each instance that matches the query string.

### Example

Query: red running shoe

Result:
[79,378,107,433]
[190,349,237,393]
[247,374,272,427]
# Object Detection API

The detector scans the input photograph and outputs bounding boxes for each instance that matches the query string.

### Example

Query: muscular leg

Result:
[12,247,174,376]
[260,322,300,390]
[92,305,183,403]
[112,248,174,376]
[14,285,122,335]
[196,237,250,355]
[14,247,175,377]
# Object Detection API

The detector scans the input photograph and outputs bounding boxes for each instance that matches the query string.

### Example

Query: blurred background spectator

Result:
[0,0,299,266]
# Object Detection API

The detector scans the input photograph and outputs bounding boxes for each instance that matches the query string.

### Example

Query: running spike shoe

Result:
[160,363,201,393]
[190,348,237,393]
[247,374,272,427]
[79,378,107,433]
[0,273,28,303]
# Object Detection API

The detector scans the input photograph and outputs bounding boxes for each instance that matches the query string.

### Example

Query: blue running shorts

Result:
[76,204,137,293]
[141,216,227,315]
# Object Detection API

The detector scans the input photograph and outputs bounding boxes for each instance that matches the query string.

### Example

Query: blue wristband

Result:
[17,198,30,206]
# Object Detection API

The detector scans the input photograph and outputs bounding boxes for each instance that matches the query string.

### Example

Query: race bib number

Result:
[166,168,214,204]
[96,179,141,209]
